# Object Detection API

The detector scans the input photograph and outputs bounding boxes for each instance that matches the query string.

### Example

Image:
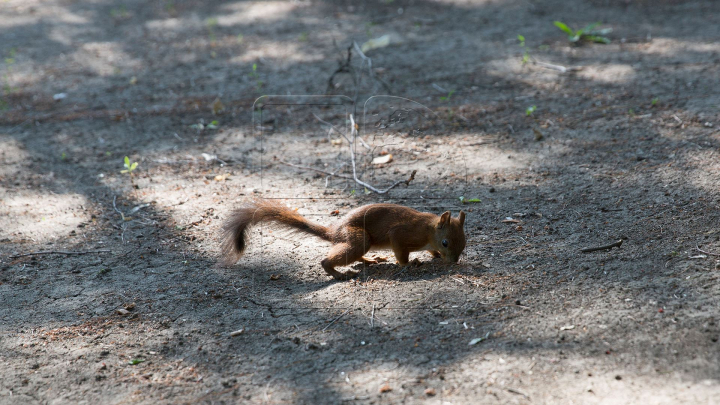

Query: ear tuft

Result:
[458,211,466,226]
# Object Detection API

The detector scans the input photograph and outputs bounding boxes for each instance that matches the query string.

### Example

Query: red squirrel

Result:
[222,200,466,280]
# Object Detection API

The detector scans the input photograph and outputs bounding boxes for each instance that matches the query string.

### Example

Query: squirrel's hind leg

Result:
[321,232,372,281]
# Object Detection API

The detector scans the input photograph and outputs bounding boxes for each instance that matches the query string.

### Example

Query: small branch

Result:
[370,303,375,328]
[10,249,112,259]
[529,56,582,73]
[113,195,126,221]
[581,239,623,253]
[696,245,720,257]
[322,308,351,332]
[310,114,417,194]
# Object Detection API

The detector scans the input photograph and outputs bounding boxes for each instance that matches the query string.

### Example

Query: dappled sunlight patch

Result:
[0,136,29,176]
[578,64,636,84]
[0,191,89,242]
[641,37,720,57]
[218,1,300,26]
[71,42,143,76]
[230,40,325,67]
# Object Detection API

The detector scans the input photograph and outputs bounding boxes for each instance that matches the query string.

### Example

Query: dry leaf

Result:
[425,388,437,396]
[116,308,130,316]
[211,97,225,115]
[372,154,393,165]
[270,274,281,281]
[379,384,392,393]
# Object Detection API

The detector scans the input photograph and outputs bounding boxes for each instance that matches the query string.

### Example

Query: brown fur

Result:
[222,200,466,280]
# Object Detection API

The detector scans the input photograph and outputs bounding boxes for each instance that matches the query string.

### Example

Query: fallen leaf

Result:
[379,384,392,393]
[560,325,575,331]
[361,35,391,53]
[211,97,225,115]
[372,154,393,164]
[116,308,130,316]
[230,328,244,337]
[270,274,281,281]
[425,388,436,396]
[469,331,491,345]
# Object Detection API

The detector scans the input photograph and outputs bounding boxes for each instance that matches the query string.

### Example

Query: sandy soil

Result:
[1,0,720,403]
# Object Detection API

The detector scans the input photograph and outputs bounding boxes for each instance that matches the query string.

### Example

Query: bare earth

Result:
[1,0,720,403]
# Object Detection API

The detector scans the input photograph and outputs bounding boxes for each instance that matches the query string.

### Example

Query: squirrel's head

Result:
[434,210,466,263]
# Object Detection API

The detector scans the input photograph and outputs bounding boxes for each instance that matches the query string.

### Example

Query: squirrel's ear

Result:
[458,211,465,226]
[439,211,451,228]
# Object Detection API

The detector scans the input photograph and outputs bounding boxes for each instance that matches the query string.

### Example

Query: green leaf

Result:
[124,156,130,167]
[120,169,129,174]
[578,22,601,36]
[585,35,611,44]
[553,21,574,36]
[517,34,525,43]
[463,198,481,204]
[526,105,537,116]
[130,162,138,171]
[128,358,145,365]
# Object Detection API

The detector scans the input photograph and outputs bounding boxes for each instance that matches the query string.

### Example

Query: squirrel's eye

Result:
[442,239,448,247]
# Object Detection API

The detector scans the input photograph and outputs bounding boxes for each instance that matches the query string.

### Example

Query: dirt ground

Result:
[2,0,720,403]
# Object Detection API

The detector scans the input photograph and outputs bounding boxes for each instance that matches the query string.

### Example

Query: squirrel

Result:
[221,199,466,280]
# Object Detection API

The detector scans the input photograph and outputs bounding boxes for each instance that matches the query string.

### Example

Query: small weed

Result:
[459,196,481,204]
[554,21,611,44]
[628,108,636,117]
[205,17,219,42]
[164,0,176,14]
[526,105,537,116]
[365,22,375,37]
[98,268,111,275]
[651,97,659,107]
[121,156,139,187]
[249,63,263,91]
[61,152,67,161]
[105,151,112,156]
[207,120,219,129]
[128,359,145,365]
[2,48,17,107]
[440,90,455,102]
[110,5,129,19]
[517,35,531,64]
[350,189,356,196]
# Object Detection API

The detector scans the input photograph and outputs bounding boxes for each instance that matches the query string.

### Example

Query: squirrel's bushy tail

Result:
[221,199,331,264]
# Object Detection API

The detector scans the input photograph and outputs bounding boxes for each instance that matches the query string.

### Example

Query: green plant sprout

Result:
[651,97,659,106]
[517,35,530,64]
[526,105,537,116]
[249,63,263,91]
[1,48,17,110]
[61,152,67,161]
[440,90,455,102]
[121,156,139,186]
[205,17,218,42]
[459,196,481,204]
[554,21,612,44]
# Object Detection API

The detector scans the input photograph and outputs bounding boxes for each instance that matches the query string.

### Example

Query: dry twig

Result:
[581,239,623,253]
